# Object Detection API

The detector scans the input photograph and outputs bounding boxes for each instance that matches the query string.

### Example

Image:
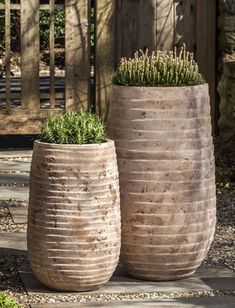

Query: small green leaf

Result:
[41,111,106,145]
[0,293,21,308]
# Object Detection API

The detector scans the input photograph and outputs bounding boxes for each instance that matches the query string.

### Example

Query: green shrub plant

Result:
[112,44,205,87]
[0,293,20,308]
[41,111,105,145]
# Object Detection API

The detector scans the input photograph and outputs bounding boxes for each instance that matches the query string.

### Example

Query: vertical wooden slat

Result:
[65,0,89,111]
[174,0,196,52]
[21,0,40,110]
[115,0,157,63]
[114,0,122,68]
[95,0,115,118]
[50,0,55,110]
[156,0,174,50]
[5,0,11,112]
[191,0,197,54]
[120,0,140,58]
[139,0,157,52]
[196,0,216,133]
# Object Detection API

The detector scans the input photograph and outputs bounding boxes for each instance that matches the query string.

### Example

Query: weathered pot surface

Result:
[27,139,121,291]
[108,84,216,281]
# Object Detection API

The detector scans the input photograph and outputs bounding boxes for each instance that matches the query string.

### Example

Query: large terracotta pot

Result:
[108,84,216,281]
[27,140,120,291]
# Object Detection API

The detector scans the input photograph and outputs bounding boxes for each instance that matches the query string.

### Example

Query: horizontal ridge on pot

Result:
[108,84,216,281]
[27,139,121,291]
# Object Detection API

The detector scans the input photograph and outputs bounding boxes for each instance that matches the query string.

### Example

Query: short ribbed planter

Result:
[108,84,216,281]
[27,140,120,291]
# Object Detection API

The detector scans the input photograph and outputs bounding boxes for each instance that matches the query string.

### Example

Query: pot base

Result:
[126,270,196,282]
[36,279,107,292]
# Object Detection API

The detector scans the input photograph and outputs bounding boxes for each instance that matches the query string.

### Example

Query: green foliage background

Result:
[0,7,65,50]
[40,10,65,48]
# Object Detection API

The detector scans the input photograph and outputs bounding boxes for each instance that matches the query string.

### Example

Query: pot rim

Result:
[111,83,208,90]
[34,138,114,149]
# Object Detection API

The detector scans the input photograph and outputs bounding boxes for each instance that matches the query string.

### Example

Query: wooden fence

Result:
[0,0,216,134]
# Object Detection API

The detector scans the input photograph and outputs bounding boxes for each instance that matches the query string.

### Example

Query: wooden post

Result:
[196,0,216,133]
[95,0,115,119]
[5,0,11,112]
[139,0,157,52]
[116,0,140,59]
[50,0,55,110]
[65,0,89,111]
[114,0,122,68]
[174,0,197,53]
[156,0,174,50]
[21,0,40,111]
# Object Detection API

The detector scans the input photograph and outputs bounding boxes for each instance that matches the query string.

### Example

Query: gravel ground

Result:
[204,188,235,271]
[0,256,29,307]
[0,201,27,233]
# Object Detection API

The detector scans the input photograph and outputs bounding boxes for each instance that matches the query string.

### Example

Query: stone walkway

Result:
[30,297,235,308]
[9,207,28,224]
[0,150,30,201]
[0,150,235,307]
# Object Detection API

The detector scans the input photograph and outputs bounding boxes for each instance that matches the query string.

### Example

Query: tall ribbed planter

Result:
[108,84,216,281]
[27,140,120,291]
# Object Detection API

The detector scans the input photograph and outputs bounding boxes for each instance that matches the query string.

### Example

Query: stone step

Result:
[0,173,29,185]
[0,186,29,201]
[19,264,235,296]
[30,296,235,307]
[9,207,28,224]
[0,150,32,158]
[0,232,27,255]
[0,160,30,172]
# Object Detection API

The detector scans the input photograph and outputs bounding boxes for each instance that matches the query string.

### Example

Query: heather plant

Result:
[112,45,205,87]
[41,111,105,144]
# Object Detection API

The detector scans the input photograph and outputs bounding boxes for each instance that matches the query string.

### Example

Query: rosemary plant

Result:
[41,111,106,144]
[112,45,205,87]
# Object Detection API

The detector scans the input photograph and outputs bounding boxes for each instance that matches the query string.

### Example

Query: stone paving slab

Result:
[0,186,29,200]
[194,266,235,278]
[9,207,28,224]
[0,150,32,158]
[19,264,235,296]
[30,296,235,307]
[0,160,31,172]
[0,173,29,185]
[0,232,27,255]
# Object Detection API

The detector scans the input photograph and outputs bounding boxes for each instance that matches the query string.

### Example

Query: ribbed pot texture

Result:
[108,84,216,281]
[27,140,120,291]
